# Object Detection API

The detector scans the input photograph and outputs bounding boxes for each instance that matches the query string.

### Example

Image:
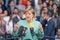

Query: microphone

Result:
[29,21,34,36]
[30,27,34,36]
[18,26,27,37]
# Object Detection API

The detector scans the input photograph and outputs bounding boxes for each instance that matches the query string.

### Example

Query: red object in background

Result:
[22,0,28,6]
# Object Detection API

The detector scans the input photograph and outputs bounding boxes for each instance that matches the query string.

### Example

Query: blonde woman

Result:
[14,8,44,40]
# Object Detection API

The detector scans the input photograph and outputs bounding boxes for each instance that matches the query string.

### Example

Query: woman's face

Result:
[43,7,48,13]
[57,29,60,36]
[18,0,22,5]
[38,0,42,5]
[25,10,33,21]
[27,1,31,6]
[43,2,47,7]
[53,4,57,9]
[10,1,14,7]
[49,1,53,6]
[14,9,18,14]
[4,10,8,16]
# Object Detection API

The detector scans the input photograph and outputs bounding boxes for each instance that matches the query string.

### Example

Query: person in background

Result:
[16,0,25,11]
[52,3,59,28]
[48,0,54,16]
[43,2,47,8]
[13,10,24,24]
[13,7,19,17]
[35,0,38,9]
[0,15,6,40]
[55,28,60,40]
[57,10,60,28]
[43,10,55,40]
[35,0,43,20]
[53,0,60,7]
[49,0,53,10]
[53,3,58,18]
[48,1,60,39]
[7,0,15,16]
[27,0,32,9]
[39,8,47,29]
[0,0,6,11]
[5,0,17,7]
[45,0,49,7]
[36,7,48,29]
[45,0,49,3]
[30,0,35,9]
[13,8,44,40]
[13,0,17,6]
[55,11,60,40]
[3,10,10,25]
[6,15,14,40]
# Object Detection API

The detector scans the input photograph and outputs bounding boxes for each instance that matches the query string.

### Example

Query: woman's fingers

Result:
[39,24,43,32]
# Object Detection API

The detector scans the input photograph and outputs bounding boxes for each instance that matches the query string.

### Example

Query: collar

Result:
[47,17,52,21]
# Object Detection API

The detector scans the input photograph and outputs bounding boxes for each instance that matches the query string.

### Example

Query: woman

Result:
[16,0,25,11]
[13,8,44,40]
[35,0,42,20]
[0,15,6,40]
[6,15,14,40]
[7,0,15,16]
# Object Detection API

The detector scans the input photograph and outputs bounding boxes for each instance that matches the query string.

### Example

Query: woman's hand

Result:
[39,24,43,32]
[14,24,19,31]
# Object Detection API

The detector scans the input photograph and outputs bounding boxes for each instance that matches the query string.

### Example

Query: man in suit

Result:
[43,10,55,40]
[13,10,25,24]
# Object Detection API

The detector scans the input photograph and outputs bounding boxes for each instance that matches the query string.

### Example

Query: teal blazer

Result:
[13,20,44,40]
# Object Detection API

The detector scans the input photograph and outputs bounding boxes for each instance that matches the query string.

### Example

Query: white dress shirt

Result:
[6,20,13,34]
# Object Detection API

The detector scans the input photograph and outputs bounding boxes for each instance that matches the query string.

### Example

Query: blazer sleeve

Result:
[46,21,55,37]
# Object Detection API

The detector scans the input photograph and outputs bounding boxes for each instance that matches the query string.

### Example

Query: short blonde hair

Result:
[24,7,36,19]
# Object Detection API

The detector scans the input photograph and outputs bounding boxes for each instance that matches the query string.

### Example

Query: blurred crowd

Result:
[0,0,60,40]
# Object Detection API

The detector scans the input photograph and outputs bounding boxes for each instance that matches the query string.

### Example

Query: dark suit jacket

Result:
[7,7,11,16]
[44,18,55,40]
[36,17,47,29]
[13,16,20,24]
[7,7,14,16]
[57,16,60,28]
